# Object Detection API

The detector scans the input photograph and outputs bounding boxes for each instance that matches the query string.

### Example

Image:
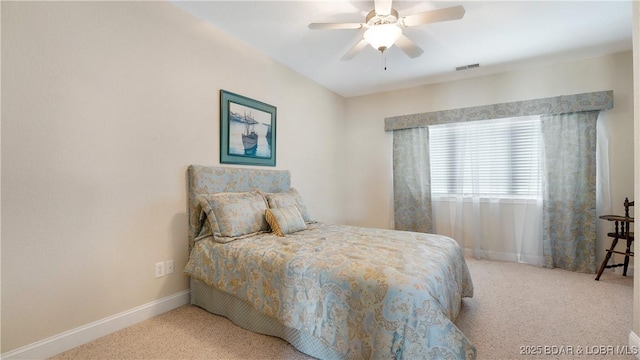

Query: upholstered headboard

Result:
[187,165,291,250]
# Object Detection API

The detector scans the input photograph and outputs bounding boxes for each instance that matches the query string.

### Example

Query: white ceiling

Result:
[170,0,633,98]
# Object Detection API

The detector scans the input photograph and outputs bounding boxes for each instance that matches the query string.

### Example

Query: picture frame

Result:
[220,90,276,166]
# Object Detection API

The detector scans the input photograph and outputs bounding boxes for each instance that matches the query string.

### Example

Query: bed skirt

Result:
[190,278,342,359]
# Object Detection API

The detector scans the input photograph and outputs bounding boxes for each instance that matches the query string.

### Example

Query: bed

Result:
[184,165,476,359]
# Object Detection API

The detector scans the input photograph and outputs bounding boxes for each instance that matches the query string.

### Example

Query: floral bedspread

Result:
[184,223,475,359]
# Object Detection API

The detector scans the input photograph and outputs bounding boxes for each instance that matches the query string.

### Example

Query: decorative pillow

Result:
[264,188,313,223]
[265,206,307,236]
[198,191,269,243]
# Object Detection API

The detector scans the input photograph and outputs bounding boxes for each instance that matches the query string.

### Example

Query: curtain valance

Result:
[384,90,613,131]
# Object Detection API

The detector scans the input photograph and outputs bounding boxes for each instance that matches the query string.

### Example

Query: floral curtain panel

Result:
[392,127,433,233]
[541,111,598,273]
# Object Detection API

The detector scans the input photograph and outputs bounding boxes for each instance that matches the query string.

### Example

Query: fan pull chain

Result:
[382,51,388,71]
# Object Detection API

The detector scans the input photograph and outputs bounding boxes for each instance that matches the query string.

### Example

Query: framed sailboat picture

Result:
[220,90,276,166]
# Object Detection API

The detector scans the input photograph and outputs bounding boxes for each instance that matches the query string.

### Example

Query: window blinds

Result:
[429,115,542,197]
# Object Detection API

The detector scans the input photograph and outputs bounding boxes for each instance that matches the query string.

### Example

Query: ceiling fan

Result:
[308,0,465,61]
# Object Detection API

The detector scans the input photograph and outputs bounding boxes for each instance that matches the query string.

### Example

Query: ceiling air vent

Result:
[456,63,480,71]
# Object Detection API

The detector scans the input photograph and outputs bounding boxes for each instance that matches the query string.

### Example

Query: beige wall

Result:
[0,1,346,352]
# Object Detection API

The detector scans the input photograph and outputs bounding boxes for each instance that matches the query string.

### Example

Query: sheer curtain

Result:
[428,117,544,265]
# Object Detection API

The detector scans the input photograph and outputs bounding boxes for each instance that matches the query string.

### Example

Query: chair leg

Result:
[622,238,632,276]
[595,238,619,281]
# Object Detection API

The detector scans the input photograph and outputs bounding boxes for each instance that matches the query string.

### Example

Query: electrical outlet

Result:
[155,262,165,278]
[166,260,175,275]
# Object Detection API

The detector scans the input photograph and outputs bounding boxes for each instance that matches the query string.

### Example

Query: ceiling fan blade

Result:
[395,34,424,58]
[401,5,465,27]
[308,22,364,30]
[341,38,369,61]
[374,0,393,16]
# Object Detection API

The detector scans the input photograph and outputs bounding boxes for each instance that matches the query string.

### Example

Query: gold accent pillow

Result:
[265,206,307,237]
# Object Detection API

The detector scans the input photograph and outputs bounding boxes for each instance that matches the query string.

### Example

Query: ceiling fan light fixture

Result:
[363,24,401,52]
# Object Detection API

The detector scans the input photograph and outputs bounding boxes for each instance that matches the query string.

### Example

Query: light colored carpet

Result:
[50,258,635,360]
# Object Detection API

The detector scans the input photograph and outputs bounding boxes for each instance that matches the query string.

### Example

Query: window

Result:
[429,116,542,198]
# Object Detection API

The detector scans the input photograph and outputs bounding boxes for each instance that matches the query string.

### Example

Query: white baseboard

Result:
[614,265,635,276]
[630,331,640,359]
[462,248,544,266]
[1,290,190,360]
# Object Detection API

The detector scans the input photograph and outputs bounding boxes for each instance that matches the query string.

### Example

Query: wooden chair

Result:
[595,197,635,280]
